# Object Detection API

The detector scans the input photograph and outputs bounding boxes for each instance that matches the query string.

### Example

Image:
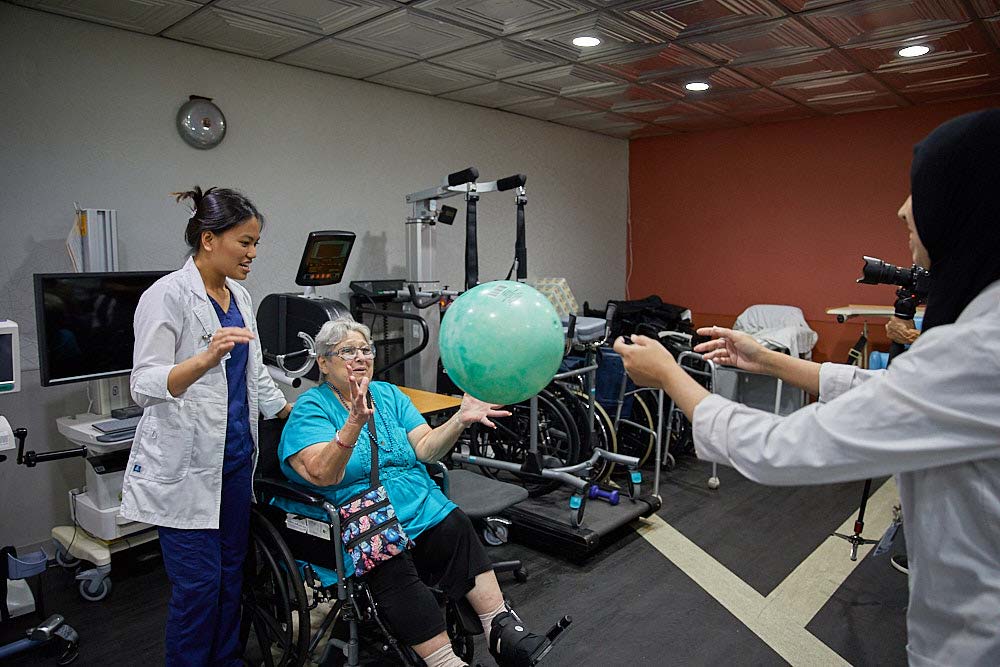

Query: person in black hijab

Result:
[911,108,1000,331]
[615,108,1000,666]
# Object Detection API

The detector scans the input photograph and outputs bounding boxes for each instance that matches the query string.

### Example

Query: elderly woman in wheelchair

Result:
[265,317,567,667]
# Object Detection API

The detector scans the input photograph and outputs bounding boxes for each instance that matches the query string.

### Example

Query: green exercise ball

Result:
[439,281,564,405]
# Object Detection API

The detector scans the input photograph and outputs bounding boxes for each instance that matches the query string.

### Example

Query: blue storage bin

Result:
[7,549,47,579]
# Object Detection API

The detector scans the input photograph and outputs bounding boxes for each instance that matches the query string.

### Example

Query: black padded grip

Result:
[515,199,527,281]
[604,302,618,326]
[497,173,527,191]
[448,167,479,186]
[465,197,479,290]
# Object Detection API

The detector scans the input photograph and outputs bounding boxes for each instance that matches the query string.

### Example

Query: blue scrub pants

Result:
[158,459,252,667]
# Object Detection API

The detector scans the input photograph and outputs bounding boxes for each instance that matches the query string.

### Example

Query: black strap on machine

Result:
[846,332,867,366]
[465,192,479,291]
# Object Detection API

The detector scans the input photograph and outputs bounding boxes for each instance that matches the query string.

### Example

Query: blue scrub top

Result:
[275,381,456,582]
[208,294,252,473]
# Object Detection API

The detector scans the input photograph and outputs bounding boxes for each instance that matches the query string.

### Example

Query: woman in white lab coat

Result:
[120,186,290,666]
[615,109,1000,666]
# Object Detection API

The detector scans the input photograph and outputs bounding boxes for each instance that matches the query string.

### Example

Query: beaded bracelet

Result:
[334,430,356,450]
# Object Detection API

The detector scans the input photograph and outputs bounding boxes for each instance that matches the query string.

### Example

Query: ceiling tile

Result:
[601,123,664,138]
[440,81,548,106]
[685,88,815,123]
[565,81,677,108]
[617,0,787,40]
[628,124,678,138]
[429,40,564,79]
[366,61,488,94]
[723,103,815,123]
[733,48,860,85]
[507,63,626,95]
[555,110,645,132]
[650,102,744,129]
[163,6,320,58]
[774,0,849,10]
[878,52,1000,100]
[646,65,759,96]
[681,16,829,64]
[12,0,201,34]
[276,37,414,77]
[692,87,795,113]
[509,12,664,61]
[614,99,677,121]
[971,0,1000,18]
[336,7,489,59]
[800,0,970,46]
[987,18,1000,48]
[843,22,994,72]
[589,42,715,83]
[213,0,395,35]
[411,0,590,35]
[775,72,902,112]
[500,96,598,119]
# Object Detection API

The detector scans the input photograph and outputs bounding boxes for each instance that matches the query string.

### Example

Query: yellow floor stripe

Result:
[766,478,898,625]
[636,477,897,666]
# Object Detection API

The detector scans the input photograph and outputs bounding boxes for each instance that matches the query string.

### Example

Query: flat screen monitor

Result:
[34,271,168,387]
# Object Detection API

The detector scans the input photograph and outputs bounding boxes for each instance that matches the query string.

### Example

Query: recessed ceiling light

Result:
[685,82,710,91]
[898,45,930,58]
[572,36,601,48]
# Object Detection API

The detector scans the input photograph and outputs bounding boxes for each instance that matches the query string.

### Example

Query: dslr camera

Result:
[857,256,931,320]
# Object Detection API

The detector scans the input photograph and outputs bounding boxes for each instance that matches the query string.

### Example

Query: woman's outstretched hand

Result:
[457,395,511,429]
[693,326,771,374]
[613,334,676,388]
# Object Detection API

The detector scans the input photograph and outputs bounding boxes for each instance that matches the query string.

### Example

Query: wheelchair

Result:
[241,418,569,666]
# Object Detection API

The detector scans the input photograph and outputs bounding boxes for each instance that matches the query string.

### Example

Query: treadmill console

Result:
[295,230,356,286]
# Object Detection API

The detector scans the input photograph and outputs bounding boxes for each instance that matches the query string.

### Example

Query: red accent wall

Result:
[627,96,1000,363]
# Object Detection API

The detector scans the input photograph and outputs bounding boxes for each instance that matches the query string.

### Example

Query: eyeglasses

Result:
[330,345,376,361]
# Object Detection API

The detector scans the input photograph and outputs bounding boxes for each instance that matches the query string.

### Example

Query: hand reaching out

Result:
[613,334,677,388]
[457,395,511,429]
[693,326,772,374]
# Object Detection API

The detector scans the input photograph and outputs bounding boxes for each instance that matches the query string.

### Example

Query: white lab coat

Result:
[693,279,1000,666]
[119,257,287,530]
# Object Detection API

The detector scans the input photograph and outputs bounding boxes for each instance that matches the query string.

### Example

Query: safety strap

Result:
[366,393,380,488]
[846,332,867,366]
[465,194,479,291]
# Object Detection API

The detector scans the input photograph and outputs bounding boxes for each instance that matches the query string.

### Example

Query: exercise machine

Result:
[1,422,80,664]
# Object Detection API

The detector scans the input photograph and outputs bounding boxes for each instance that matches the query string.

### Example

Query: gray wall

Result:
[0,4,628,550]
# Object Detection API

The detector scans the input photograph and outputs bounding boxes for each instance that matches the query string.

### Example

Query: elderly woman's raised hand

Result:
[345,374,373,425]
[457,395,511,429]
[693,326,771,374]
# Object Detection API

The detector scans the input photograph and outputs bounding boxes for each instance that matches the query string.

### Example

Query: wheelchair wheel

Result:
[569,390,618,483]
[242,507,311,667]
[615,390,656,468]
[469,389,580,497]
[546,383,615,484]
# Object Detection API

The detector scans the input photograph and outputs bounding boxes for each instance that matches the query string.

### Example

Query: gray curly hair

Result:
[314,317,372,359]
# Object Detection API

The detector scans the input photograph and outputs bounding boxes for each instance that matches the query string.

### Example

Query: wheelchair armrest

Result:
[424,461,450,498]
[254,477,327,507]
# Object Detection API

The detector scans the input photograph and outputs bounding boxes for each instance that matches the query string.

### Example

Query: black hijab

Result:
[910,108,1000,332]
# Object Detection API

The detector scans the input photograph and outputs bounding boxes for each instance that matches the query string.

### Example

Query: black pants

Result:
[362,508,492,646]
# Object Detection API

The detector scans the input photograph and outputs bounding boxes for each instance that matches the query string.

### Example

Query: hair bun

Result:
[172,185,205,212]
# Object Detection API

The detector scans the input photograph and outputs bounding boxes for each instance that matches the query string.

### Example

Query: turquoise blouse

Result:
[275,381,457,583]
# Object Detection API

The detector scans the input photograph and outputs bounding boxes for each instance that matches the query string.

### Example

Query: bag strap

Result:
[365,392,380,488]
